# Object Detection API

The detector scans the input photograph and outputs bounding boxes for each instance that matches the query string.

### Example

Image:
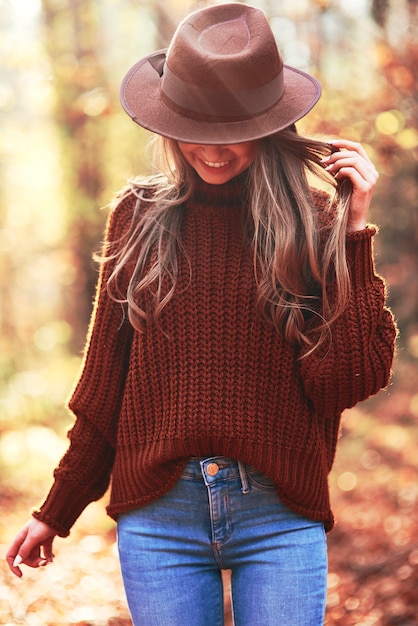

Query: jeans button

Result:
[206,462,219,476]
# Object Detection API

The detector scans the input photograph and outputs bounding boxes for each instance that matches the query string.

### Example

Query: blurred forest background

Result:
[0,0,417,624]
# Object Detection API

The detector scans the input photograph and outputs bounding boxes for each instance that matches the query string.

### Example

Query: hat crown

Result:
[198,15,250,54]
[166,4,282,92]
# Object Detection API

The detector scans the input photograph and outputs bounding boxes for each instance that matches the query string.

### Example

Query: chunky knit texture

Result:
[33,176,397,536]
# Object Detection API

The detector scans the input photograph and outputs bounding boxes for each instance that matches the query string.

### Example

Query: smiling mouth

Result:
[203,160,230,169]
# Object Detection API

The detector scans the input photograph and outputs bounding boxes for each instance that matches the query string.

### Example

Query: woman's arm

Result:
[33,196,136,533]
[300,232,397,416]
[6,194,137,572]
[301,141,397,415]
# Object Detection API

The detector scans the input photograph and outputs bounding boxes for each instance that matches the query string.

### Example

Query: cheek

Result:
[177,144,195,164]
[181,151,194,166]
[239,143,257,165]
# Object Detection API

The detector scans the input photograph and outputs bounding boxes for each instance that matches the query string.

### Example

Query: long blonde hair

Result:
[105,127,352,355]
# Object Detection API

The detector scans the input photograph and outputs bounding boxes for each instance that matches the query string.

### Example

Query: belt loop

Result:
[238,460,249,494]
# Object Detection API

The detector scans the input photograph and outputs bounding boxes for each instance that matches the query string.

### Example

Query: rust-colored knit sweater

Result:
[34,176,396,535]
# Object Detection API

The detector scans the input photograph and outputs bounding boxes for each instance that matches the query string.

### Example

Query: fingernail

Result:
[13,555,23,568]
[39,559,48,567]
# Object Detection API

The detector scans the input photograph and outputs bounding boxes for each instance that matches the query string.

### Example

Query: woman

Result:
[6,4,397,625]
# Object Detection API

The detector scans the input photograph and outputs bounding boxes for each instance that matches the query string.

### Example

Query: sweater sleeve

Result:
[299,226,397,417]
[33,194,136,536]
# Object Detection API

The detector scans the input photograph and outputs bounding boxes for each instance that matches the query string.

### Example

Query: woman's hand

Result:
[323,139,379,232]
[6,518,57,578]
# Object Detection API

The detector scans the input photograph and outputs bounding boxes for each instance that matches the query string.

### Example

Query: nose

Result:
[200,145,227,161]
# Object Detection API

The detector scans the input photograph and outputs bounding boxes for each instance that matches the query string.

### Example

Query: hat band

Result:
[161,64,285,118]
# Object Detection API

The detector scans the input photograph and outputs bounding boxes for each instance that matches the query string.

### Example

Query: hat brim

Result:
[120,51,321,144]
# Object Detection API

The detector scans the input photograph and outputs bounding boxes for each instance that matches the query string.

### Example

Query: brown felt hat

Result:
[120,3,321,144]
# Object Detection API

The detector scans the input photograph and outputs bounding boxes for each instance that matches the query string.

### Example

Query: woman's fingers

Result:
[324,141,377,182]
[5,519,57,577]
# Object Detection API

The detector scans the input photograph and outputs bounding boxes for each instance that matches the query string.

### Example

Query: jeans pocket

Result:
[247,468,276,491]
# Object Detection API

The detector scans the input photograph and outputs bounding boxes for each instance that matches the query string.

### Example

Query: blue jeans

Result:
[117,456,327,625]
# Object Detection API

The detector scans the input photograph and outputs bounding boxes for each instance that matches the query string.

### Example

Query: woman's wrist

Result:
[346,220,367,232]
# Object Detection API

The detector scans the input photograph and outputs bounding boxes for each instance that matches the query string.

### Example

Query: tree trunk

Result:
[41,0,109,351]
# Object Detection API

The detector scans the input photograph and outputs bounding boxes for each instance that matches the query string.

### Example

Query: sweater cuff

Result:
[32,479,96,537]
[346,224,377,286]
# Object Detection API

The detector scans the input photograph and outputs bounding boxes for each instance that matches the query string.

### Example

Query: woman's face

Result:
[177,140,258,185]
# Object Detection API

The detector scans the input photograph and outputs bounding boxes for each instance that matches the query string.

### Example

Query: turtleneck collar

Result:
[184,169,249,213]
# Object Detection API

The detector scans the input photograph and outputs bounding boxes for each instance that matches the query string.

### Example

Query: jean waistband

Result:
[182,456,250,494]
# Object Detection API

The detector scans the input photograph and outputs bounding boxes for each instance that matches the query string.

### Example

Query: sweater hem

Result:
[106,481,335,533]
